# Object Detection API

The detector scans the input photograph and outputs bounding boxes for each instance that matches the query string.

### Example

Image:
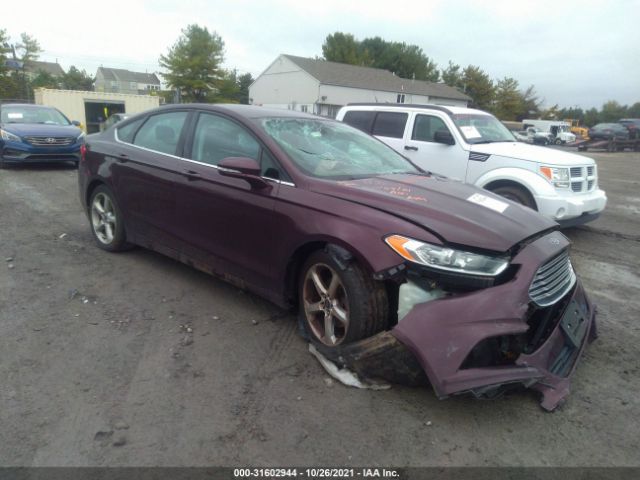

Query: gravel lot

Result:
[0,150,638,467]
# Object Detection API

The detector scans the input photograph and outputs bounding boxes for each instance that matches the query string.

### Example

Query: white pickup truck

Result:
[336,104,606,226]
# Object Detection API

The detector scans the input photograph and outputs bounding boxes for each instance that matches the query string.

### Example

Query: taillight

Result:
[80,144,87,162]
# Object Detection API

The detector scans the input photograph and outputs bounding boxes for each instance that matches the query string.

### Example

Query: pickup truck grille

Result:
[529,250,576,307]
[24,136,75,146]
[569,165,597,193]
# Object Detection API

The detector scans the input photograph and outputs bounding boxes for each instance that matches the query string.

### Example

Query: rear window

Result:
[372,112,408,139]
[116,118,144,143]
[342,110,375,133]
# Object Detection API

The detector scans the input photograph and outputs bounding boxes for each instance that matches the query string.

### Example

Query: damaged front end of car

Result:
[313,230,597,411]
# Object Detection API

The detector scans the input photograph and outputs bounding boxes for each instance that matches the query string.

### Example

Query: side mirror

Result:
[434,130,455,145]
[71,120,81,127]
[218,157,270,189]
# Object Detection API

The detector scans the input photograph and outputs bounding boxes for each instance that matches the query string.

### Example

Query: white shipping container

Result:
[34,88,160,133]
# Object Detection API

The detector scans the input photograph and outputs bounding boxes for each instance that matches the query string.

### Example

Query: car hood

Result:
[469,141,594,166]
[0,123,82,138]
[314,174,556,253]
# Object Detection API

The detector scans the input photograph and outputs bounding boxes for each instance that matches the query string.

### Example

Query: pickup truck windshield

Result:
[260,118,420,179]
[1,106,71,126]
[452,113,515,144]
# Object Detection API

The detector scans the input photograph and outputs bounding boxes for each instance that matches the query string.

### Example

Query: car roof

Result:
[154,103,319,120]
[0,103,56,109]
[342,103,489,116]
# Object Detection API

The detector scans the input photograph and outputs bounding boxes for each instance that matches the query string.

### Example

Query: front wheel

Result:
[554,138,562,145]
[299,249,388,347]
[490,185,536,210]
[89,185,130,252]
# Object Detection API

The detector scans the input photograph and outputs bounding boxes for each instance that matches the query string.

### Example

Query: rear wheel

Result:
[299,249,388,347]
[89,185,130,252]
[490,185,536,209]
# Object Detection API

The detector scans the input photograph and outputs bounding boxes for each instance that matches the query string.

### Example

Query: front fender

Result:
[475,167,556,199]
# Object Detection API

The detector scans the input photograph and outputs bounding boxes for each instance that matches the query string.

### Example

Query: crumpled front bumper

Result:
[315,231,596,411]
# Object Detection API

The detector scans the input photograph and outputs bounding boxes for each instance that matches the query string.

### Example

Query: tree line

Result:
[0,29,94,99]
[0,25,254,105]
[322,32,640,126]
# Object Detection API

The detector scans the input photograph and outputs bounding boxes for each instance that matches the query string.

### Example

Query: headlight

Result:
[385,235,509,277]
[539,166,570,188]
[77,131,86,143]
[0,129,21,142]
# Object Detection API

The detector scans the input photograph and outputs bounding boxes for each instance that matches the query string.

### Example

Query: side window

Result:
[412,114,450,142]
[260,149,284,180]
[133,112,189,155]
[372,112,408,138]
[343,110,375,133]
[116,118,145,143]
[191,113,260,166]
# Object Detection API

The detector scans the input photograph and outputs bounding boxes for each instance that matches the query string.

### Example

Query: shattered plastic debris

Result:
[59,233,67,239]
[308,344,391,391]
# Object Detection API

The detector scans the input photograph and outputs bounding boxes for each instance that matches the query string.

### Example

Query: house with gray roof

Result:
[24,60,65,80]
[95,67,161,95]
[249,54,470,117]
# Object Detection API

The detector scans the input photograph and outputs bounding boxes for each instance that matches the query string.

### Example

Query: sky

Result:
[3,0,639,109]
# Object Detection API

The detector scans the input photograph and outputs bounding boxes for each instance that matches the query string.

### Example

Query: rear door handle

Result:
[184,170,201,181]
[404,145,418,151]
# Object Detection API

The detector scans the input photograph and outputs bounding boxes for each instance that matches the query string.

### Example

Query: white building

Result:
[249,54,470,118]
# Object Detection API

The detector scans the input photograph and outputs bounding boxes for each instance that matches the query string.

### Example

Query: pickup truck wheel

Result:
[299,250,388,347]
[490,185,536,209]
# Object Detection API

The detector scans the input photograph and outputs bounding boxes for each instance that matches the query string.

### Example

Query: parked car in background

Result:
[522,119,576,145]
[100,113,130,131]
[0,104,84,168]
[526,127,554,145]
[618,118,640,139]
[337,104,606,226]
[588,123,630,141]
[78,104,596,410]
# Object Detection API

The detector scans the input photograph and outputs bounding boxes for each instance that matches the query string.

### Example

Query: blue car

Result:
[0,104,85,168]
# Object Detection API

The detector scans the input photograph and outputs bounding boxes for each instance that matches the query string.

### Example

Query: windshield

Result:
[451,113,516,144]
[259,118,420,179]
[1,106,71,125]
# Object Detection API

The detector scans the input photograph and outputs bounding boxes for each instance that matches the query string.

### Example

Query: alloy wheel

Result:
[302,263,349,346]
[91,192,117,245]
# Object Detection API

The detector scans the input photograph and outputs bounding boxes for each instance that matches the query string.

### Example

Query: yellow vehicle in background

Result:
[565,119,589,139]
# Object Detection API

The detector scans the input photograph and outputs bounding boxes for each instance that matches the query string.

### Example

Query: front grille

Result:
[568,165,597,193]
[529,250,576,307]
[24,136,74,146]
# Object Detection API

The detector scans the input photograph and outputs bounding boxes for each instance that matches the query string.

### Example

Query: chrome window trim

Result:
[114,127,296,187]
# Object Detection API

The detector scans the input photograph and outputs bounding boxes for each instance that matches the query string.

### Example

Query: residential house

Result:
[23,60,65,81]
[249,54,471,118]
[95,67,161,95]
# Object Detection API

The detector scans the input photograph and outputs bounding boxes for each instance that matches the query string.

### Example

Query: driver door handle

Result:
[404,145,418,151]
[117,153,129,162]
[184,169,201,181]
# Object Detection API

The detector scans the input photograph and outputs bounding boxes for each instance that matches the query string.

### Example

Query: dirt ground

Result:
[0,150,638,467]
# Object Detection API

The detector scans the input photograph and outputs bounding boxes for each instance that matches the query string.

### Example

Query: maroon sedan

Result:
[78,104,597,410]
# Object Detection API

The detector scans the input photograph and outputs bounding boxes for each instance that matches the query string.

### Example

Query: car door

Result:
[401,113,465,180]
[111,110,190,251]
[175,111,284,292]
